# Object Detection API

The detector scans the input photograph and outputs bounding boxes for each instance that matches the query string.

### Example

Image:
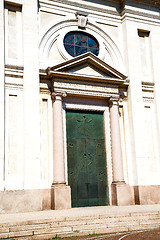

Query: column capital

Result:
[108,96,120,107]
[51,91,67,101]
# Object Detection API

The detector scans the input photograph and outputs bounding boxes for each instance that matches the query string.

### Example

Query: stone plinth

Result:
[51,184,71,210]
[111,182,134,206]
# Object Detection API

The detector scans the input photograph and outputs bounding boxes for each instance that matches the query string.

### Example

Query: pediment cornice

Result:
[40,53,129,99]
[44,52,128,85]
[46,71,128,86]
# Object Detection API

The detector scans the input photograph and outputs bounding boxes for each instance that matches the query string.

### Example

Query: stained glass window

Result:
[64,31,99,57]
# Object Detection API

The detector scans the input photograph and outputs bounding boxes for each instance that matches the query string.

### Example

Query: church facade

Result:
[0,0,160,213]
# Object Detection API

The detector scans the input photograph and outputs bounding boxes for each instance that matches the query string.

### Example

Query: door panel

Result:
[66,110,108,207]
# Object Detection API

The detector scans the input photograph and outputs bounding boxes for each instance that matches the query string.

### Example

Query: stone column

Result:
[109,97,134,206]
[51,92,71,210]
[109,98,124,183]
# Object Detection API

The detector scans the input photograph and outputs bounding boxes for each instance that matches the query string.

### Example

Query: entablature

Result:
[40,52,129,100]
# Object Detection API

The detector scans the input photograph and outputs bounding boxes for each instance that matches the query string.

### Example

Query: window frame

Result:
[63,31,99,57]
[57,27,105,61]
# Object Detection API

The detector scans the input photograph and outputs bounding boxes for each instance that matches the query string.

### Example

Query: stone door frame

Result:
[39,52,133,209]
[63,99,111,205]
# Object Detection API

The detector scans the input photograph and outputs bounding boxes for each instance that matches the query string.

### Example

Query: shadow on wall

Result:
[82,0,160,14]
[134,186,140,205]
[82,0,121,13]
[133,185,160,205]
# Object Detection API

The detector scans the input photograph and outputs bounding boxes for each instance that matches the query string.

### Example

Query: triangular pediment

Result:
[49,52,127,81]
[65,63,117,78]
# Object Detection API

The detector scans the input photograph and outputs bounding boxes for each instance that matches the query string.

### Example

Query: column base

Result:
[51,184,71,210]
[111,181,134,206]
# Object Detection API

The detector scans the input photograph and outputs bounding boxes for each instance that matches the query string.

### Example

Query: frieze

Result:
[54,87,119,98]
[54,80,119,94]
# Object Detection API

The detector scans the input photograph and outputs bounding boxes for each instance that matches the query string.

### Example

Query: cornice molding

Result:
[5,83,23,90]
[40,87,51,94]
[48,71,127,86]
[5,64,24,78]
[121,9,160,22]
[40,0,120,17]
[40,0,160,22]
[141,82,154,102]
[40,53,129,91]
[47,52,127,82]
[121,0,160,8]
[142,81,154,93]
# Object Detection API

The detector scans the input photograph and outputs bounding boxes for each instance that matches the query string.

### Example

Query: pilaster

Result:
[23,0,41,188]
[121,18,147,186]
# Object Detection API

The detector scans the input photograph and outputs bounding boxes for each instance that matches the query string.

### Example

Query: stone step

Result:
[0,206,160,239]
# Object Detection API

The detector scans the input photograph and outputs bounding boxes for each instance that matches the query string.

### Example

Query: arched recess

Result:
[39,18,124,73]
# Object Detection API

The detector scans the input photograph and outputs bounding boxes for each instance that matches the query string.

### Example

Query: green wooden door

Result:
[66,110,108,207]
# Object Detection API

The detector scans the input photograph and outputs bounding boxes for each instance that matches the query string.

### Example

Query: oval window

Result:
[63,31,99,57]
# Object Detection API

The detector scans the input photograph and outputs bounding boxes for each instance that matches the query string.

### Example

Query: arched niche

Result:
[39,19,125,74]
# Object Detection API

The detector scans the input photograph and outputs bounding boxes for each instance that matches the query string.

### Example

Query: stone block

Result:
[9,223,51,232]
[130,212,159,217]
[27,218,62,225]
[128,224,158,231]
[0,227,9,233]
[139,219,160,225]
[99,216,118,222]
[104,226,128,233]
[8,230,33,238]
[33,226,72,235]
[76,226,128,235]
[66,215,98,221]
[73,223,108,231]
[99,214,130,219]
[56,232,76,238]
[57,219,87,227]
[108,220,138,228]
[51,184,71,210]
[0,232,9,239]
[117,216,134,222]
[73,229,95,236]
[111,182,135,206]
[19,233,57,240]
[138,186,160,204]
[49,222,60,227]
[86,218,108,225]
[0,189,51,213]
